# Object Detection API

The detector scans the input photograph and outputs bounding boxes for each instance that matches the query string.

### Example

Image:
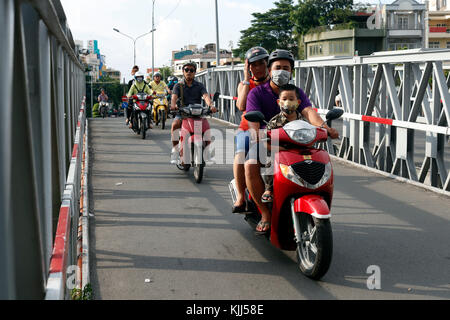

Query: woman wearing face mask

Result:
[232,47,270,214]
[244,49,339,235]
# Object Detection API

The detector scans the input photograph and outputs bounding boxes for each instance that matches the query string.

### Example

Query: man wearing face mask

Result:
[244,49,339,235]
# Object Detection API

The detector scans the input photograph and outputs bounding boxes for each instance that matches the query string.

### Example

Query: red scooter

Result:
[131,93,153,139]
[173,93,220,183]
[229,108,343,280]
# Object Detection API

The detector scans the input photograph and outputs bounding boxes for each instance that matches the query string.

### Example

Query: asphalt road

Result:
[89,117,450,300]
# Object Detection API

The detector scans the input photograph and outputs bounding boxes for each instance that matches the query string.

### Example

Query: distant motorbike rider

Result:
[126,72,152,128]
[150,72,171,95]
[127,65,140,90]
[167,76,179,91]
[170,61,217,163]
[98,88,109,103]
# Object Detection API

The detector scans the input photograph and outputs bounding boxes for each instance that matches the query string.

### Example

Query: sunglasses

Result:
[184,68,195,73]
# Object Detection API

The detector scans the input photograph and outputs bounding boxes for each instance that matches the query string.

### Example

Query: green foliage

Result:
[71,283,93,300]
[233,0,354,60]
[159,66,173,82]
[92,103,99,118]
[291,0,354,36]
[86,76,128,118]
[233,0,298,59]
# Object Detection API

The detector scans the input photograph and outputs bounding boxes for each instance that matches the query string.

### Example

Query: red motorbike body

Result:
[253,126,334,251]
[133,94,152,111]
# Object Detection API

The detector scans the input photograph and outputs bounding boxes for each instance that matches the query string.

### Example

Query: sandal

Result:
[255,221,270,236]
[232,202,247,214]
[261,192,273,203]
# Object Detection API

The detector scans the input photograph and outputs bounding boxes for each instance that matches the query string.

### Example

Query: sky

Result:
[60,0,277,82]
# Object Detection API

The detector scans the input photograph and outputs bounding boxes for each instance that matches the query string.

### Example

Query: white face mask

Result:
[271,70,291,87]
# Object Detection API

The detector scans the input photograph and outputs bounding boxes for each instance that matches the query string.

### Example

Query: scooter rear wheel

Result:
[295,214,333,280]
[161,110,166,130]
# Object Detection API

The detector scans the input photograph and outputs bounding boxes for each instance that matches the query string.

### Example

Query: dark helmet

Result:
[182,61,197,72]
[245,46,269,64]
[268,49,295,69]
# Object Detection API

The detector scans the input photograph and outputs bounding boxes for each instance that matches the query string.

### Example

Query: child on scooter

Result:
[261,84,305,203]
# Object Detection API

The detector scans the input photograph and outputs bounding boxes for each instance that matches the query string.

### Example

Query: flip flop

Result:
[261,193,273,203]
[232,203,247,214]
[255,221,270,236]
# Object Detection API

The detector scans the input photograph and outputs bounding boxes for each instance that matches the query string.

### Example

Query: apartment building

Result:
[427,0,450,48]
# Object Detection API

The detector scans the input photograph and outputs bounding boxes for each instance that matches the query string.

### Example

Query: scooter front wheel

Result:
[193,165,204,183]
[141,121,147,139]
[294,212,333,280]
[193,144,204,183]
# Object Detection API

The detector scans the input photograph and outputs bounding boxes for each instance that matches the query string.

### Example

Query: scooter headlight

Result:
[284,128,316,145]
[279,164,304,187]
[280,162,332,189]
[190,108,203,116]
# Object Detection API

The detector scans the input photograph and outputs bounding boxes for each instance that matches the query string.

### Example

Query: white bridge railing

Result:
[0,0,86,299]
[196,49,450,194]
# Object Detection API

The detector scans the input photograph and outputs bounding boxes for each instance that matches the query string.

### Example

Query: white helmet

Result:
[134,72,145,82]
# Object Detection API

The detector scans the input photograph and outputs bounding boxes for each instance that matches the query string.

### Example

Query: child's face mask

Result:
[279,99,299,114]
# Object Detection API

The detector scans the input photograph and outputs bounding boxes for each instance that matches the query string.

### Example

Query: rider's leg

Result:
[126,99,133,124]
[244,142,271,231]
[171,117,182,163]
[245,161,271,227]
[171,118,182,147]
[232,130,250,208]
[233,154,246,207]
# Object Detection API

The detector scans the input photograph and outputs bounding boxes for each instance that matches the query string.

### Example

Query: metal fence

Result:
[196,49,450,194]
[0,0,86,299]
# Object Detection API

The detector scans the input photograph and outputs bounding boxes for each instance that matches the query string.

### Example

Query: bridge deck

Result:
[88,117,450,300]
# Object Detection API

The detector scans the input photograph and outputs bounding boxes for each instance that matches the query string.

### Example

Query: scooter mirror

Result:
[244,111,265,123]
[213,92,220,103]
[326,108,344,121]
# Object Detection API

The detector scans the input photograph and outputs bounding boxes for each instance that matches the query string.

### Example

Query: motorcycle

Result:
[152,90,169,130]
[228,108,343,280]
[99,101,108,118]
[131,93,153,139]
[172,92,220,184]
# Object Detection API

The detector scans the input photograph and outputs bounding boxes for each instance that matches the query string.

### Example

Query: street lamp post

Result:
[113,28,156,66]
[152,0,156,77]
[215,0,220,67]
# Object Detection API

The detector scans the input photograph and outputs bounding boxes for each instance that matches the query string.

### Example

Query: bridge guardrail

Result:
[0,0,86,299]
[46,100,86,300]
[196,49,450,195]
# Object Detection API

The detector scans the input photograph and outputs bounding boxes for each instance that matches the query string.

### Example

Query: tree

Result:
[85,76,127,117]
[159,66,173,82]
[234,0,298,58]
[291,0,354,36]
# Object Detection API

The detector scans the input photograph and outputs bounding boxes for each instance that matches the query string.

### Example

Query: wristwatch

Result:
[242,81,250,86]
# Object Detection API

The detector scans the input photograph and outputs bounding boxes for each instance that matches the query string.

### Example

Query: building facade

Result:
[103,68,121,81]
[427,0,450,49]
[383,0,426,50]
[303,0,428,59]
[172,44,234,77]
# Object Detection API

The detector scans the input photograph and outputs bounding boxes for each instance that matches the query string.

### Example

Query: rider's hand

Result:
[170,105,178,111]
[327,127,339,139]
[244,59,251,81]
[210,105,217,113]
